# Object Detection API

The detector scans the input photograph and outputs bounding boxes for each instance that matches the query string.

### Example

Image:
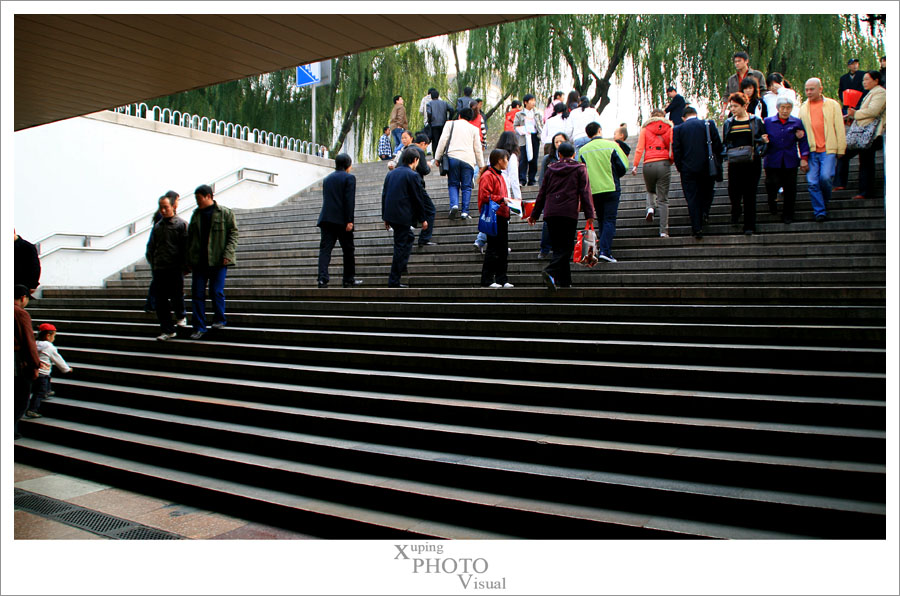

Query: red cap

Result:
[38,323,57,332]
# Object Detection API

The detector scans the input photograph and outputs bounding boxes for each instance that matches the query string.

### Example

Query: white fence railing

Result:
[112,103,329,159]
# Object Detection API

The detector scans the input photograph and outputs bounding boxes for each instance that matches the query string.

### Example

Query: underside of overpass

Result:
[13,13,533,131]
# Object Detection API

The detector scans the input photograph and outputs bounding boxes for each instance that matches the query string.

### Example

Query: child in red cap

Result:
[25,323,72,418]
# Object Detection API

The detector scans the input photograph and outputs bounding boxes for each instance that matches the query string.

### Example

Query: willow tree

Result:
[464,14,883,123]
[328,41,447,157]
[633,14,884,119]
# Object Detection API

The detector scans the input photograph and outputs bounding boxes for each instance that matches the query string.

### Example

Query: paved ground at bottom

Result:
[13,462,317,540]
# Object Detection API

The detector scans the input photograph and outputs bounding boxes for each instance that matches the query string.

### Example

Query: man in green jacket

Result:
[578,122,629,263]
[187,184,239,340]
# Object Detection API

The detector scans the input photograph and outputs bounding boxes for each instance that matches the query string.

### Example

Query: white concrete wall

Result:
[14,111,333,287]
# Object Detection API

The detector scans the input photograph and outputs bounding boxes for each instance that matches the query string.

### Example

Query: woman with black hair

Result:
[740,76,764,118]
[478,149,514,288]
[722,91,769,235]
[474,132,521,252]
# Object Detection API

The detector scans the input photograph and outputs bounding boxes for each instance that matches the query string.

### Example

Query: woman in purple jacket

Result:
[763,96,810,224]
[527,142,595,290]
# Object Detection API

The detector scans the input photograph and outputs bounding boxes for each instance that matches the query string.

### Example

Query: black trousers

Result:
[844,136,882,197]
[430,125,444,155]
[317,222,355,284]
[154,267,186,333]
[480,215,509,286]
[544,216,577,287]
[14,372,32,434]
[387,222,414,286]
[418,190,436,245]
[727,158,762,232]
[518,134,541,185]
[680,172,716,234]
[765,167,798,221]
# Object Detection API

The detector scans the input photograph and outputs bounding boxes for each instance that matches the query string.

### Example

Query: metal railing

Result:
[35,167,277,257]
[112,103,329,159]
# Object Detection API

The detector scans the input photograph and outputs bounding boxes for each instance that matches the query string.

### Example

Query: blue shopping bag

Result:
[478,199,500,236]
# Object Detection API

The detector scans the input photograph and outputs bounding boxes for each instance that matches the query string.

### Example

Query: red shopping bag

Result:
[522,200,535,220]
[573,229,583,264]
[842,89,863,108]
[577,222,598,267]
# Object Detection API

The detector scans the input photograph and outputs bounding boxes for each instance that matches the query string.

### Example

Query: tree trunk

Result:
[483,90,512,122]
[329,65,371,157]
[591,17,632,114]
[451,35,464,100]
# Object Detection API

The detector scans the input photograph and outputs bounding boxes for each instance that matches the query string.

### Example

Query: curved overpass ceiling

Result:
[14,13,532,131]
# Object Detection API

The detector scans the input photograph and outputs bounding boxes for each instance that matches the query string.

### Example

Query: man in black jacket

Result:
[426,90,452,155]
[672,107,723,238]
[834,58,868,190]
[317,153,360,288]
[382,148,428,288]
[665,87,686,125]
[146,194,188,340]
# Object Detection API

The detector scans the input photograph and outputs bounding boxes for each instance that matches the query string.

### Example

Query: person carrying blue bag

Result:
[478,149,514,288]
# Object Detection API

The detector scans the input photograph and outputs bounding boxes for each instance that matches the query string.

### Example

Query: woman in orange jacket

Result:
[478,149,513,288]
[631,108,675,237]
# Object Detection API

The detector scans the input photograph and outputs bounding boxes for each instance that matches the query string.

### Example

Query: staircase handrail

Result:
[112,103,329,159]
[35,167,277,257]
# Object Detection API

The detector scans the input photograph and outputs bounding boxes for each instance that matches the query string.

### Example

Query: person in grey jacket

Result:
[146,194,188,340]
[426,90,452,155]
[513,94,544,186]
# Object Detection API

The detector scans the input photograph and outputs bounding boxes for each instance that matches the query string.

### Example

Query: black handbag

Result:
[438,122,455,177]
[726,145,754,163]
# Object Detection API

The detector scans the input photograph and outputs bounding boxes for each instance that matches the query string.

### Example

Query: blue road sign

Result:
[296,64,320,87]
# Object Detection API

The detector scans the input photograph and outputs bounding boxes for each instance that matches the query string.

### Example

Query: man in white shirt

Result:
[513,94,543,186]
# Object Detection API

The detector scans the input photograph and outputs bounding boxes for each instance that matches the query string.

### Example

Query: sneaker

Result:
[190,330,206,340]
[473,242,485,252]
[507,247,511,253]
[418,241,438,246]
[541,271,558,291]
[317,281,328,288]
[343,280,364,288]
[489,282,502,288]
[645,208,654,222]
[25,411,42,419]
[744,230,754,236]
[537,251,550,260]
[175,318,188,327]
[211,321,226,330]
[660,232,669,238]
[156,332,177,341]
[815,214,827,223]
[460,212,470,220]
[502,283,514,288]
[598,254,617,263]
[449,206,460,219]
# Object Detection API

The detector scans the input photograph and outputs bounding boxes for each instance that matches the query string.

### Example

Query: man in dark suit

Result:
[317,153,361,288]
[664,87,686,125]
[672,106,723,238]
[382,147,428,288]
[834,58,867,190]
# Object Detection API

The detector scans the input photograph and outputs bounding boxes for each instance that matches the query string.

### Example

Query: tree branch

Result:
[593,16,631,113]
[720,16,748,53]
[329,63,370,156]
[483,90,513,122]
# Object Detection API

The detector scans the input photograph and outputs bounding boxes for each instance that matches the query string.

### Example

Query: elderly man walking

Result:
[798,78,846,222]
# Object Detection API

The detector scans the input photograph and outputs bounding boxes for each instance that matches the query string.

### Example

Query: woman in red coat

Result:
[478,149,513,288]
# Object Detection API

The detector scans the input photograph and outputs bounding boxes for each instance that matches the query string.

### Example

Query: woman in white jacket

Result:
[566,96,602,155]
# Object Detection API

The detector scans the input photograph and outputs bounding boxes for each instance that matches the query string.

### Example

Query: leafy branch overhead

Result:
[143,14,882,160]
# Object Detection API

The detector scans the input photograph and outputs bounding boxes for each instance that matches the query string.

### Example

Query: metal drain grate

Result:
[14,489,185,540]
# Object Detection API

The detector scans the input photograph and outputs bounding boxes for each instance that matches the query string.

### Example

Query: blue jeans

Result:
[391,127,404,151]
[540,221,551,254]
[594,191,621,256]
[28,375,51,413]
[806,152,836,217]
[447,157,474,214]
[192,265,228,332]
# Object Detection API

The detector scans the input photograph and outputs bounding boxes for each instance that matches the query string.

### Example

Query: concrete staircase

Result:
[17,145,886,539]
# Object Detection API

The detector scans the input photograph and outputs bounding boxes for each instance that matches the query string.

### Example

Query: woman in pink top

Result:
[631,109,675,237]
